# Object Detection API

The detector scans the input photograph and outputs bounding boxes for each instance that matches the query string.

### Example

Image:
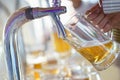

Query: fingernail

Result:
[95,25,99,28]
[101,29,104,32]
[84,15,88,18]
[90,21,93,23]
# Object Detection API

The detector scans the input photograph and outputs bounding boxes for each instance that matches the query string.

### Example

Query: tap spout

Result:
[3,6,66,80]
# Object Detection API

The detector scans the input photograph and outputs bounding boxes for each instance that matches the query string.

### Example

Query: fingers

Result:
[110,13,120,29]
[85,4,102,21]
[98,13,119,32]
[84,4,104,26]
[84,4,120,32]
[102,23,112,32]
[98,14,114,29]
[100,15,116,33]
[92,12,105,25]
[71,0,81,9]
[84,4,117,32]
[85,4,100,15]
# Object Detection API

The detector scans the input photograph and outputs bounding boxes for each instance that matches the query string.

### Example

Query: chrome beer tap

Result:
[3,0,66,80]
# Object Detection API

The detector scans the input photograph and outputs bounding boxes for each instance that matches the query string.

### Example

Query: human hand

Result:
[84,4,120,33]
[71,0,81,9]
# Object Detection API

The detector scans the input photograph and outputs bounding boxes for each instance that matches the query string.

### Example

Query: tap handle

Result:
[52,13,66,39]
[51,0,67,39]
[52,0,61,7]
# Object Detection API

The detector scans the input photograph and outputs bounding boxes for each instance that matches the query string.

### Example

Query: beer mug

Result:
[63,13,120,71]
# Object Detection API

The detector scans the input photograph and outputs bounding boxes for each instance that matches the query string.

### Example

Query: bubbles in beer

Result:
[75,40,113,64]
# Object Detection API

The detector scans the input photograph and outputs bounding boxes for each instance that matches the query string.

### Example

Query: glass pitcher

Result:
[61,12,120,71]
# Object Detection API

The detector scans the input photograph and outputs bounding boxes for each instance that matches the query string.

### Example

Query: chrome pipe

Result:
[3,6,66,80]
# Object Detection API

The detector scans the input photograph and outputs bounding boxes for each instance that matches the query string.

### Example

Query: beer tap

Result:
[3,0,66,80]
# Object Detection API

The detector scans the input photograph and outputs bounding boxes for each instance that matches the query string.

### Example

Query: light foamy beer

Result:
[76,40,113,64]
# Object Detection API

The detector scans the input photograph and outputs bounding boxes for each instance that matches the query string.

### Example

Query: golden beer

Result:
[75,40,113,64]
[34,72,41,80]
[52,32,71,53]
[34,63,42,69]
[26,65,41,80]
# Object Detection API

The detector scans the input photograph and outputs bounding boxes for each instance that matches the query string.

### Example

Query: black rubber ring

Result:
[25,8,34,20]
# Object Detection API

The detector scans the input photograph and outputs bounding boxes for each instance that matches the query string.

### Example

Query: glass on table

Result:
[26,53,61,80]
[26,65,42,80]
[39,54,63,80]
[41,54,60,75]
[65,52,101,80]
[70,65,89,80]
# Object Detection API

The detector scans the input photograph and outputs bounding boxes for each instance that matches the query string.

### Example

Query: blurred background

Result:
[0,0,120,80]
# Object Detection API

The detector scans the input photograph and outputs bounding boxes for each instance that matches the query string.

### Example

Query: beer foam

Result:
[81,40,112,47]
